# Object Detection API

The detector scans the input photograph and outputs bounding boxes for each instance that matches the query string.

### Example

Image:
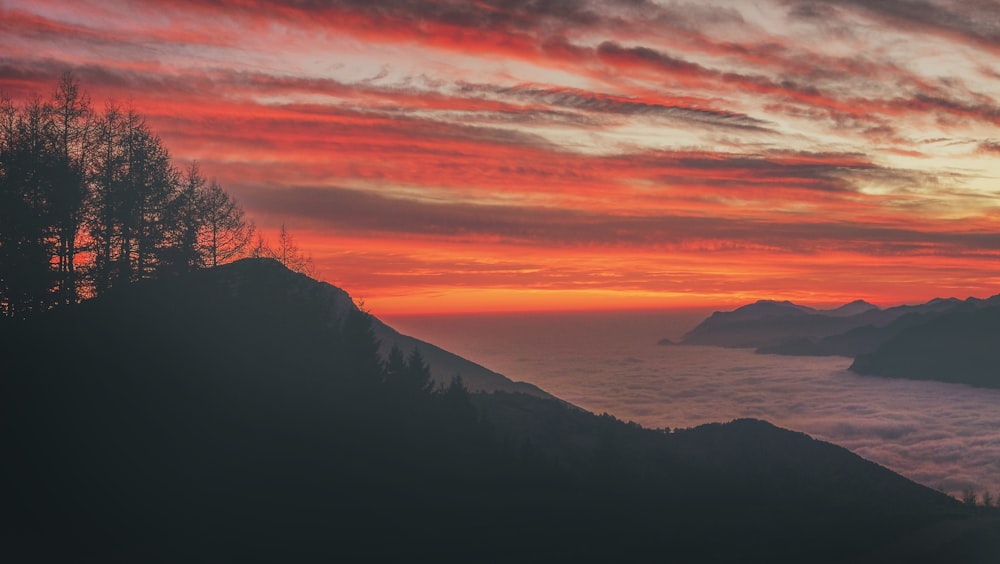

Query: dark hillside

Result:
[851,306,1000,388]
[1,260,993,562]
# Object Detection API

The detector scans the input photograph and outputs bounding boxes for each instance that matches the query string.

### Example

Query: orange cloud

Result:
[3,0,1000,313]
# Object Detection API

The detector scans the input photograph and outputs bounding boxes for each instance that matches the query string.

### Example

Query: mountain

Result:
[2,259,995,562]
[851,306,1000,388]
[100,258,547,398]
[681,299,879,348]
[823,299,879,317]
[682,295,998,357]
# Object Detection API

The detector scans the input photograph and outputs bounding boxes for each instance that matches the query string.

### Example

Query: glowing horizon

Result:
[4,1,1000,315]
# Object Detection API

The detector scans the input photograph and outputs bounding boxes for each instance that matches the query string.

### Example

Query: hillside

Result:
[851,307,1000,388]
[2,259,994,562]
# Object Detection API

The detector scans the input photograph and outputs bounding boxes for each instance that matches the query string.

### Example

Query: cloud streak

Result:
[2,0,1000,311]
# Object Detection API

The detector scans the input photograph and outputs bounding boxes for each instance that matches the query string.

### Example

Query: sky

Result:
[3,0,1000,314]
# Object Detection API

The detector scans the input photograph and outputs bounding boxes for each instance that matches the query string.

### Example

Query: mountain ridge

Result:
[3,259,994,562]
[156,258,553,398]
[677,292,1000,389]
[681,294,1000,350]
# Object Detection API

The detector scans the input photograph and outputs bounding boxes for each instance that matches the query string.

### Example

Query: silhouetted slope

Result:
[1,259,991,562]
[66,258,548,397]
[372,321,549,396]
[851,306,1000,388]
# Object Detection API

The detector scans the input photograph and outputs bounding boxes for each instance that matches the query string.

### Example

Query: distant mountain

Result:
[851,306,1000,388]
[681,295,999,357]
[823,299,879,317]
[681,299,880,348]
[2,259,993,562]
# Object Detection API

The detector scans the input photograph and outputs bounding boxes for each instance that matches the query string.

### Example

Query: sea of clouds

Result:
[387,310,1000,498]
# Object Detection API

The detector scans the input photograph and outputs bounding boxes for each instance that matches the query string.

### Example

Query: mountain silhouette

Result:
[681,295,1000,357]
[682,299,880,348]
[851,306,1000,388]
[2,259,996,562]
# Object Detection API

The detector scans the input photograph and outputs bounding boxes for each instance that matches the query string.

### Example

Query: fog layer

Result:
[386,310,1000,498]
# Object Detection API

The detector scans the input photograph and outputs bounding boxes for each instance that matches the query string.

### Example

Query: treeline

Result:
[0,72,253,318]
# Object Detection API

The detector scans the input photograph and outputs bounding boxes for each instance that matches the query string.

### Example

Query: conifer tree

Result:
[0,75,259,315]
[49,71,91,304]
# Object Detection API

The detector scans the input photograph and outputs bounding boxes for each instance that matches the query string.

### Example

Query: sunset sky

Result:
[4,0,1000,314]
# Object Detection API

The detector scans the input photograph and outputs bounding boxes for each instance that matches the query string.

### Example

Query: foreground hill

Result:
[2,259,995,562]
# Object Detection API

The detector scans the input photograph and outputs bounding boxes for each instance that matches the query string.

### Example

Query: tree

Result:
[247,224,312,275]
[160,161,206,273]
[384,344,408,386]
[0,95,61,317]
[121,106,177,282]
[384,345,434,396]
[338,307,383,387]
[404,347,434,395]
[1,75,256,314]
[197,179,253,267]
[88,101,125,295]
[275,223,313,275]
[962,487,978,507]
[49,71,92,304]
[88,103,177,292]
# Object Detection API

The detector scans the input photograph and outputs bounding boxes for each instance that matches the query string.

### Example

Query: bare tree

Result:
[275,223,313,275]
[198,179,253,267]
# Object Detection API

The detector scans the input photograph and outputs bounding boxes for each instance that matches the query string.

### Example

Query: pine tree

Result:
[404,347,434,395]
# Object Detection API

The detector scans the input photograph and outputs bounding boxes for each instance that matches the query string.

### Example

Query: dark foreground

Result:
[3,260,996,562]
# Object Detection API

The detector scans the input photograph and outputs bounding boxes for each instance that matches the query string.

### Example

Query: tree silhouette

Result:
[404,346,434,395]
[384,344,408,387]
[339,307,383,387]
[384,344,434,396]
[87,103,177,291]
[962,487,978,506]
[249,223,314,275]
[162,163,254,273]
[276,223,313,274]
[0,95,63,317]
[49,71,91,304]
[198,178,253,267]
[0,75,255,314]
[161,161,206,273]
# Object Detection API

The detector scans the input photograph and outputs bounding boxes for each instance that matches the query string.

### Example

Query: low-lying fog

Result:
[385,309,1000,499]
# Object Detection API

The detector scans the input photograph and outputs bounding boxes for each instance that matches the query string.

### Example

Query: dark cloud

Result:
[823,0,1000,50]
[460,82,773,131]
[978,140,1000,154]
[236,182,1000,255]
